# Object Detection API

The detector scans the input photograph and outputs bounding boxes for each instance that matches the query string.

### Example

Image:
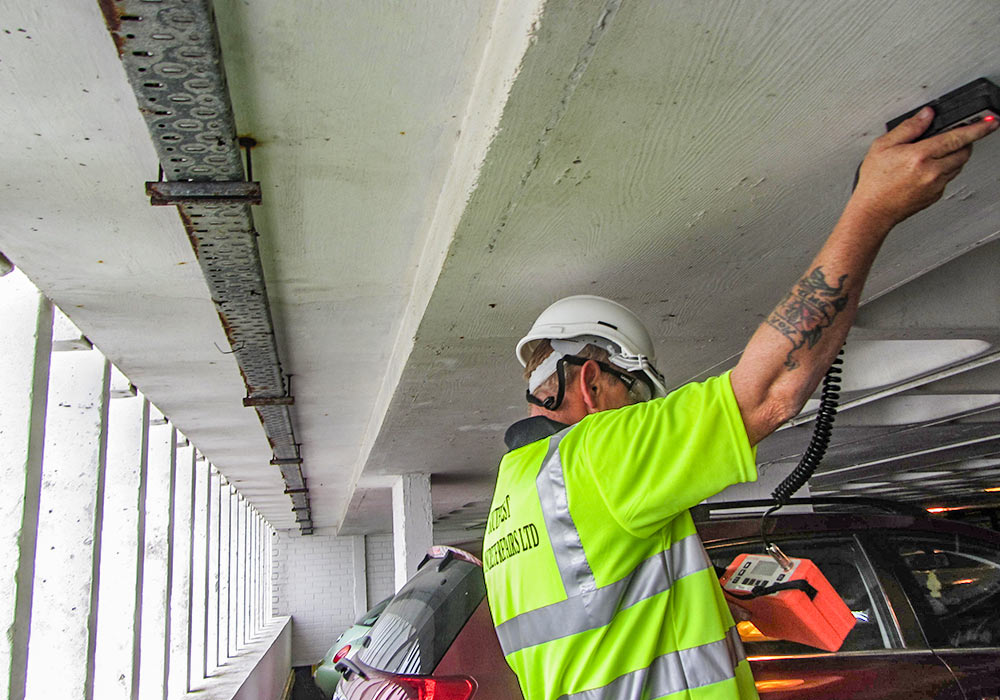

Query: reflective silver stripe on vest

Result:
[495,429,713,655]
[558,626,747,700]
[535,428,595,598]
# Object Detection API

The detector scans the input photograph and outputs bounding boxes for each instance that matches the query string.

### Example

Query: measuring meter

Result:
[720,553,856,652]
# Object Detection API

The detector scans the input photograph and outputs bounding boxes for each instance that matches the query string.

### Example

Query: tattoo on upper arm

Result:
[766,266,849,369]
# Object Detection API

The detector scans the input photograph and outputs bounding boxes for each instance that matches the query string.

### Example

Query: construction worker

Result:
[482,107,997,700]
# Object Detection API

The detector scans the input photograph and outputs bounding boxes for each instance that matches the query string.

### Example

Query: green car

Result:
[313,596,392,699]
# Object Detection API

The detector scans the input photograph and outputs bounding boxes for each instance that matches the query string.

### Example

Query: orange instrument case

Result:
[720,553,856,652]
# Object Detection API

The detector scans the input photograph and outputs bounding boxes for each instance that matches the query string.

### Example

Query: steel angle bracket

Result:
[102,0,312,532]
[146,180,262,206]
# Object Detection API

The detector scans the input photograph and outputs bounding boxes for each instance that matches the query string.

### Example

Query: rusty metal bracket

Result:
[244,396,294,407]
[270,457,303,466]
[103,0,312,532]
[146,181,262,206]
[244,395,295,407]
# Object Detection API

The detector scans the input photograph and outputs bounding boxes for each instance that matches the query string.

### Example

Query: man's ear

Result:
[578,360,602,414]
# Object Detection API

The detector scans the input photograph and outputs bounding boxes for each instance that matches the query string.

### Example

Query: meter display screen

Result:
[750,559,779,579]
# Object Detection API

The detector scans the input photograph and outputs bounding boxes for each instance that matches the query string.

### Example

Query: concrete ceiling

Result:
[2,0,999,534]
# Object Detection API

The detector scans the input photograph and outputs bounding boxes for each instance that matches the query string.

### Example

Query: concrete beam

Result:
[391,474,433,591]
[0,271,52,700]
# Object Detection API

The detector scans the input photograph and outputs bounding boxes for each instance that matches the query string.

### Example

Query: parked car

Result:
[314,595,393,698]
[335,500,1000,699]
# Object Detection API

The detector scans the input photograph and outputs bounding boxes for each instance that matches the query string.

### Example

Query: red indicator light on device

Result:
[985,115,996,122]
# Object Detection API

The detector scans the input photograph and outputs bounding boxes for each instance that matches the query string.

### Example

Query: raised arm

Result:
[731,107,997,446]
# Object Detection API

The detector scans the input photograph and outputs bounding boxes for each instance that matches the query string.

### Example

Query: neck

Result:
[529,403,586,425]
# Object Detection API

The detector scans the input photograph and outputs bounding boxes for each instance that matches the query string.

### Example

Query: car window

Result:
[708,536,895,656]
[356,557,485,675]
[356,596,392,627]
[886,534,1000,649]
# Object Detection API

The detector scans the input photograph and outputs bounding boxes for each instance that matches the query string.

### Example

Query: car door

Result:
[707,534,964,700]
[874,530,1000,700]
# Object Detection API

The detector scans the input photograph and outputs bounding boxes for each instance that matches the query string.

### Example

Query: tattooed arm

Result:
[731,107,997,446]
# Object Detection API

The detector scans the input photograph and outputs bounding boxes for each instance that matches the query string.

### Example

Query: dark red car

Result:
[335,499,1000,699]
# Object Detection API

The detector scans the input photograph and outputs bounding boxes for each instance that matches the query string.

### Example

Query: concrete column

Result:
[351,535,368,618]
[0,271,52,700]
[168,440,195,699]
[227,487,239,657]
[235,496,246,648]
[137,417,176,700]
[254,513,262,634]
[252,511,262,636]
[188,453,209,686]
[130,401,151,700]
[205,468,221,676]
[391,474,433,591]
[218,481,232,661]
[93,373,149,700]
[24,312,110,700]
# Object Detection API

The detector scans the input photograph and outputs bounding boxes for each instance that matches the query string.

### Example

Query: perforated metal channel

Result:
[102,0,312,532]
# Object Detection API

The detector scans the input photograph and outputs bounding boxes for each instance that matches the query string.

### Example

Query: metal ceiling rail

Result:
[100,0,312,533]
[781,349,1000,429]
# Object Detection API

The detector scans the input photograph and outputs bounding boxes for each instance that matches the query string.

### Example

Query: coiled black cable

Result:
[760,348,844,550]
[772,349,843,504]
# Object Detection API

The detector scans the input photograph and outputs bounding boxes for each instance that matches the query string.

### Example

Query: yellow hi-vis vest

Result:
[484,372,759,700]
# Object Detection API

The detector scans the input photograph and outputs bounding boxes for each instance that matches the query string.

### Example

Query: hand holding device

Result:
[851,78,1000,229]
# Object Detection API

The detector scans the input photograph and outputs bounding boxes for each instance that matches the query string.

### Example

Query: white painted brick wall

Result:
[271,530,395,666]
[365,533,395,605]
[271,530,355,666]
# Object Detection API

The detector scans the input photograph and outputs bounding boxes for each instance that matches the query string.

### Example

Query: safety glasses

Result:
[560,355,653,404]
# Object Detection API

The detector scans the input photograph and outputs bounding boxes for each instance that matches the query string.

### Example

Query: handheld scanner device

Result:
[886,77,999,138]
[853,77,1000,190]
[720,553,856,653]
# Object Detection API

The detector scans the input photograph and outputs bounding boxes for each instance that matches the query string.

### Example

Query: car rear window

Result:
[356,556,485,675]
[355,596,392,627]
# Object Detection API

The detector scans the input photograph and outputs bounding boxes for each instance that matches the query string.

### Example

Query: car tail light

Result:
[332,645,351,664]
[392,675,477,699]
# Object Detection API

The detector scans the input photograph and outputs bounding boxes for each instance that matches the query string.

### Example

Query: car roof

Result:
[694,497,1000,546]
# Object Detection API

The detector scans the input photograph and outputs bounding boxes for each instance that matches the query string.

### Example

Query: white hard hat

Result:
[517,295,667,401]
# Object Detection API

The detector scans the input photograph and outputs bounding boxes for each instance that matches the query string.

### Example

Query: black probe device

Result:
[852,77,1000,194]
[885,77,1000,138]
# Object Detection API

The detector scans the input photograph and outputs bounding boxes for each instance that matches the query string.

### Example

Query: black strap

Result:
[525,356,574,410]
[526,354,643,411]
[726,579,818,601]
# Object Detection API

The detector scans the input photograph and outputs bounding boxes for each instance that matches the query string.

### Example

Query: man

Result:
[482,107,997,700]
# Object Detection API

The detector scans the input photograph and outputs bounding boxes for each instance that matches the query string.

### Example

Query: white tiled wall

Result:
[271,531,394,666]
